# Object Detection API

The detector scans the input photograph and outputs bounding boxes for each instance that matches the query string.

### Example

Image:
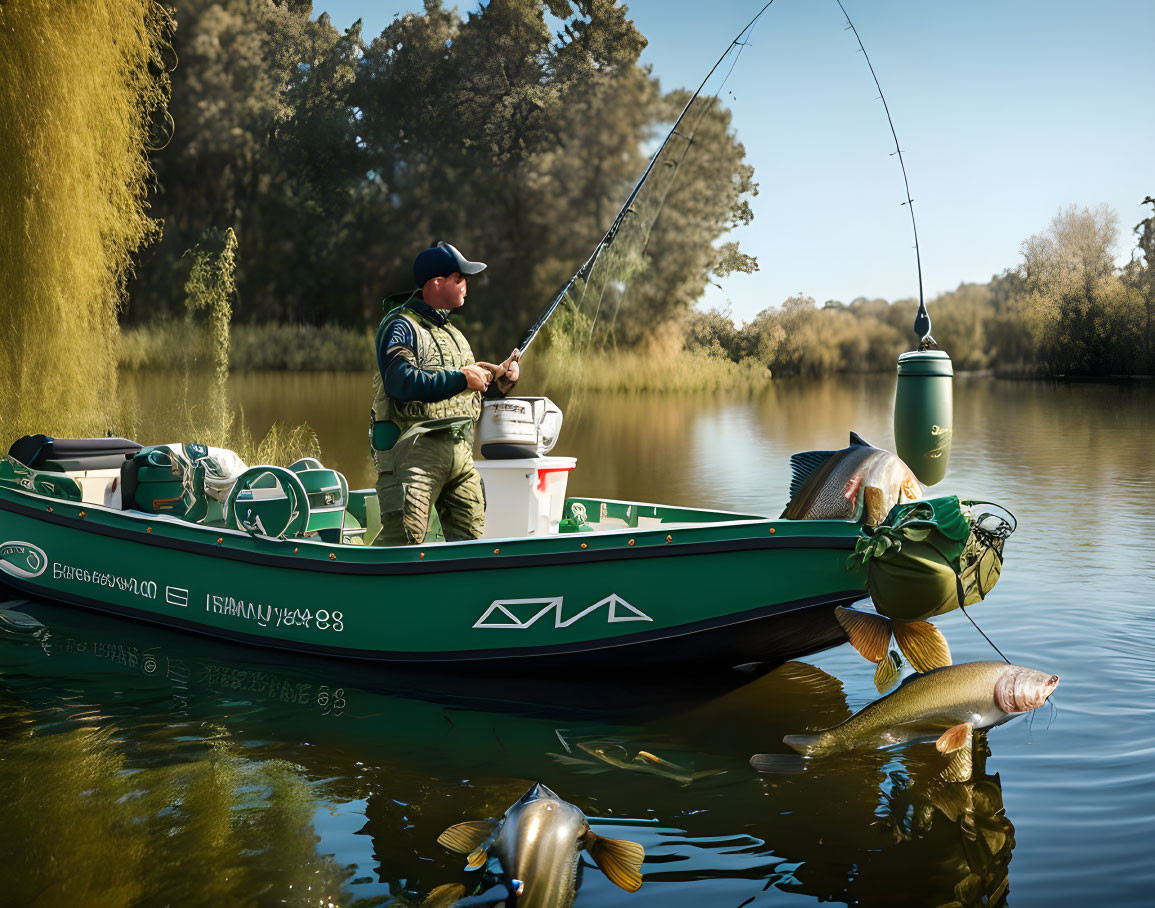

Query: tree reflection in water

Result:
[0,598,1018,906]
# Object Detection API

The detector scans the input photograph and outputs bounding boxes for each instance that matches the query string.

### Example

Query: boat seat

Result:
[0,455,84,502]
[8,435,141,472]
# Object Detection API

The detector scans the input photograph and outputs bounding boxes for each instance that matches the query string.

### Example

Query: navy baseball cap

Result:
[413,241,486,288]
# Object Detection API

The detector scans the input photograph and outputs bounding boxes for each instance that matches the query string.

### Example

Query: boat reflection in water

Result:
[0,595,1017,906]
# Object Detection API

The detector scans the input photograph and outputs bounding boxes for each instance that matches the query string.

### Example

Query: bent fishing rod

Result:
[514,0,777,356]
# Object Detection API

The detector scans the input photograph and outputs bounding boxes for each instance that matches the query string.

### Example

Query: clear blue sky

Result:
[316,0,1154,323]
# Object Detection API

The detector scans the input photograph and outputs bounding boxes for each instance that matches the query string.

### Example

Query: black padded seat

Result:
[8,435,142,472]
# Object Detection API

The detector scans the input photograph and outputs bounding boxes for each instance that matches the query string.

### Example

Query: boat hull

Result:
[0,487,865,669]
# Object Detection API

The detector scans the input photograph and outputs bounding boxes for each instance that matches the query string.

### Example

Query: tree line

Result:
[125,0,756,354]
[686,201,1155,377]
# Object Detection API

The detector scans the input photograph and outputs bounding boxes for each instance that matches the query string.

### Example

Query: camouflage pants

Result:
[371,430,485,546]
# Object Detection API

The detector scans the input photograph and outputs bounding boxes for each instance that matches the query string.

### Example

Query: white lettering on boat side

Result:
[51,560,158,599]
[474,594,652,629]
[204,594,344,633]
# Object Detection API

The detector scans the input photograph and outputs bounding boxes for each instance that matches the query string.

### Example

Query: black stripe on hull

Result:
[1,576,862,674]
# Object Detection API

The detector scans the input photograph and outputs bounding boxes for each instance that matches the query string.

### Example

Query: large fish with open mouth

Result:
[436,782,644,907]
[781,431,922,525]
[750,661,1059,773]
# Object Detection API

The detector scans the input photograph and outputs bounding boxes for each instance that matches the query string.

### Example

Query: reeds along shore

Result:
[118,201,1155,387]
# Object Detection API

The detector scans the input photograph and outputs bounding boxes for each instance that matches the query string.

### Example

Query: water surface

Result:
[3,374,1152,905]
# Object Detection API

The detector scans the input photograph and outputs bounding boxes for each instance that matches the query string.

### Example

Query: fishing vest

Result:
[370,301,482,449]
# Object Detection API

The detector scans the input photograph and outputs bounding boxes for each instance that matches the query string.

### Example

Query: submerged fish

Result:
[750,661,1058,773]
[781,431,922,525]
[437,782,643,907]
[549,740,725,785]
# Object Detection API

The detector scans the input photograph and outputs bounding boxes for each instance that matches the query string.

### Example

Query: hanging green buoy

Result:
[894,301,953,486]
[833,0,954,485]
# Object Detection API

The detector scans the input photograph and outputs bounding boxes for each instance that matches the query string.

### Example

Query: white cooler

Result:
[475,455,577,539]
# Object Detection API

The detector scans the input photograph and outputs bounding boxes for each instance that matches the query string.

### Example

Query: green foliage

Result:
[685,201,1155,378]
[124,0,757,356]
[0,0,172,437]
[1019,204,1148,375]
[1123,196,1155,372]
[183,227,239,440]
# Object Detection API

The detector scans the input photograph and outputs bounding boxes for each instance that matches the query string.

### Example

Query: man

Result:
[369,241,520,545]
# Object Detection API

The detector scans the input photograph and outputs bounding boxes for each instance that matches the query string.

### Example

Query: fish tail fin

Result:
[584,831,644,892]
[749,752,810,774]
[893,620,952,671]
[465,846,489,869]
[781,732,823,754]
[835,606,892,663]
[437,819,499,855]
[873,649,904,694]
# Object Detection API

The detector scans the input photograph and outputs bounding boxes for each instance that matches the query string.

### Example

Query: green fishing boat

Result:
[0,431,882,670]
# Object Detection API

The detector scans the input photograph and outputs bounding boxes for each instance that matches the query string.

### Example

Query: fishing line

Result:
[589,9,770,343]
[516,0,779,354]
[959,601,1012,664]
[604,17,766,344]
[835,0,932,346]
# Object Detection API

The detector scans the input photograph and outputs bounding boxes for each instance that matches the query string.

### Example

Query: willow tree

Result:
[0,0,171,438]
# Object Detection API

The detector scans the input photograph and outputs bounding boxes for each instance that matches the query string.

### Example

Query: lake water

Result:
[2,373,1153,906]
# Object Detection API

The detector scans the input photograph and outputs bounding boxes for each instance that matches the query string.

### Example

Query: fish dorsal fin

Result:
[893,620,952,672]
[835,606,892,664]
[583,830,644,892]
[420,882,467,908]
[849,431,872,447]
[788,450,838,498]
[437,819,499,855]
[936,721,974,754]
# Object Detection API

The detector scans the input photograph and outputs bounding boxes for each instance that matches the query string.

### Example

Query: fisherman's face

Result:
[423,272,467,310]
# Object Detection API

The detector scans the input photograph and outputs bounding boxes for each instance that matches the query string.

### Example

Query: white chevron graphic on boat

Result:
[473,595,652,629]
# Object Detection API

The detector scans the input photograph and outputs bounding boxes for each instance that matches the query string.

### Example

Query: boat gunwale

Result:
[0,483,863,575]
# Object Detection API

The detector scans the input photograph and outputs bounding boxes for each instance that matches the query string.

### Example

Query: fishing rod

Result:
[514,0,778,356]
